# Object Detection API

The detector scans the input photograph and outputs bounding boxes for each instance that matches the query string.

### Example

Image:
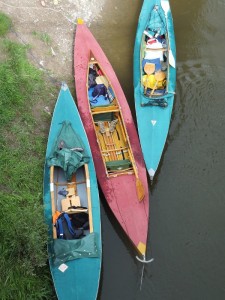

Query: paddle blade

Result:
[161,0,170,14]
[144,63,155,75]
[169,49,176,68]
[136,178,145,201]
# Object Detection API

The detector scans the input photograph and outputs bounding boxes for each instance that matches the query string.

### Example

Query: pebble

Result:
[51,47,56,56]
[44,106,51,115]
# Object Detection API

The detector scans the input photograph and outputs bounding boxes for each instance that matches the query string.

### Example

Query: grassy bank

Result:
[0,12,58,299]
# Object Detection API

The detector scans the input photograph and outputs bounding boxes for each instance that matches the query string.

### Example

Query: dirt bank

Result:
[0,0,106,79]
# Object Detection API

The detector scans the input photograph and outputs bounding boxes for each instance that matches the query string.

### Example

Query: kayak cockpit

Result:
[47,122,99,265]
[87,58,137,178]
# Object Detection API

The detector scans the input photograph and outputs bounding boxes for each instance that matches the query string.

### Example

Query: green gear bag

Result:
[47,121,90,181]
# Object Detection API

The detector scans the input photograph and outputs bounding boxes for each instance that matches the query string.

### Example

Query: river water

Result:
[90,1,225,299]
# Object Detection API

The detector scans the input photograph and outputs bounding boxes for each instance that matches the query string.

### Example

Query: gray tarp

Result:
[47,121,90,181]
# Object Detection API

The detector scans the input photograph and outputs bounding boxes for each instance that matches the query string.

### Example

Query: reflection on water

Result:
[92,0,225,299]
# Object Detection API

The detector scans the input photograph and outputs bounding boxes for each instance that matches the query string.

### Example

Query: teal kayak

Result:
[133,0,176,180]
[43,83,101,299]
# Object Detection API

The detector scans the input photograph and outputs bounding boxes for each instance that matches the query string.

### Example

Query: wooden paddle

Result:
[136,174,145,201]
[126,148,145,201]
[150,71,166,96]
[144,63,155,75]
[117,115,145,201]
[161,0,176,68]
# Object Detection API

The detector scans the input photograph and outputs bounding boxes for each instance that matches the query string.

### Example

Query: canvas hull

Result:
[43,84,101,300]
[74,23,149,257]
[133,0,176,180]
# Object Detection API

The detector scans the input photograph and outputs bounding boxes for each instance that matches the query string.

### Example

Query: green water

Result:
[91,0,225,299]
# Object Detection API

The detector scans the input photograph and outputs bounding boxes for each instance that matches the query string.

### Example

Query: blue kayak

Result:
[43,83,101,299]
[133,0,176,180]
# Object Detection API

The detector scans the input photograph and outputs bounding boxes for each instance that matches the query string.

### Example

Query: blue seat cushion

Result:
[88,87,110,107]
[142,58,161,72]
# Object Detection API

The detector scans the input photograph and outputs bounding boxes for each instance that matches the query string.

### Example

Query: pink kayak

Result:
[74,20,150,260]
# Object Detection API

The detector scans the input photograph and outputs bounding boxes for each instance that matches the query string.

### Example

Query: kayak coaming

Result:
[74,23,149,257]
[134,0,176,180]
[43,83,101,300]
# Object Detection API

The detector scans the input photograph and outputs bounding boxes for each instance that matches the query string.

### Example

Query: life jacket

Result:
[142,74,166,89]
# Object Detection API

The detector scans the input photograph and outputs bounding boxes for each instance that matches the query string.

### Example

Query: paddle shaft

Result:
[161,0,175,69]
[150,80,158,96]
[84,164,94,233]
[117,115,145,200]
[50,166,57,239]
[117,115,137,170]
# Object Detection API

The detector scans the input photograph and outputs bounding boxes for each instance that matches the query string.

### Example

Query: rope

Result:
[136,255,154,290]
[140,264,145,291]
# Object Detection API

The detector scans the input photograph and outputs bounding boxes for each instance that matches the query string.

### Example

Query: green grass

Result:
[0,13,11,36]
[0,40,43,125]
[0,13,58,299]
[0,260,54,300]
